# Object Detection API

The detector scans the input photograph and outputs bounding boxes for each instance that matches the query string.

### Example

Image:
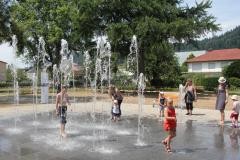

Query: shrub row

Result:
[0,81,32,87]
[229,77,240,88]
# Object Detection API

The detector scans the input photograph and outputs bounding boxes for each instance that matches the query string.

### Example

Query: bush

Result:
[182,73,205,86]
[229,77,240,88]
[19,81,32,87]
[0,82,12,87]
[202,77,218,91]
[223,61,240,78]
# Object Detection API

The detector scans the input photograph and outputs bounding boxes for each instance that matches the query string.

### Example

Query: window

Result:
[192,63,202,71]
[208,62,215,69]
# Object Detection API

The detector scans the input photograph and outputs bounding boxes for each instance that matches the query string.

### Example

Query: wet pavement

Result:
[0,112,239,160]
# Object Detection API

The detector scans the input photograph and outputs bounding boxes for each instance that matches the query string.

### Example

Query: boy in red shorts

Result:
[162,98,177,153]
[230,95,240,128]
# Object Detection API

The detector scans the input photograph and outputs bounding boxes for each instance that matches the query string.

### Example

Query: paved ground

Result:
[0,103,239,160]
[0,94,238,160]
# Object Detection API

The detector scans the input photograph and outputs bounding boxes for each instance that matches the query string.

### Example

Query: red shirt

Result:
[163,107,176,131]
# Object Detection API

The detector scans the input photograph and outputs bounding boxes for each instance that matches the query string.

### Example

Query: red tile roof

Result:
[187,48,240,63]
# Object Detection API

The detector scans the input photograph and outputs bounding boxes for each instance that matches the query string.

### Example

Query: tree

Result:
[223,61,240,79]
[10,0,96,67]
[96,0,219,86]
[181,53,195,72]
[0,0,11,43]
[5,66,13,82]
[175,25,240,51]
[10,0,219,87]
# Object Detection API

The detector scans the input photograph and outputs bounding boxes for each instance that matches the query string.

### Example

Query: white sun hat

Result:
[218,77,226,83]
[159,91,164,94]
[231,95,238,100]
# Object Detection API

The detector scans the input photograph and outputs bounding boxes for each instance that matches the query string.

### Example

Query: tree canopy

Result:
[5,0,219,87]
[223,61,240,79]
[0,0,11,43]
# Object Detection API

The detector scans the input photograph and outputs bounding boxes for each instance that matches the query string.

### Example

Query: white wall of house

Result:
[188,61,232,73]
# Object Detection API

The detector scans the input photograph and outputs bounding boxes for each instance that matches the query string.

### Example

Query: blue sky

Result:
[1,0,240,68]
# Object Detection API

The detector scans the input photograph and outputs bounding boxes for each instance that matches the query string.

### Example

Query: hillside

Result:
[175,25,240,51]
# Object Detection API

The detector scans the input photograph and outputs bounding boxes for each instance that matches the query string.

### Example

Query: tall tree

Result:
[0,0,11,43]
[100,0,219,86]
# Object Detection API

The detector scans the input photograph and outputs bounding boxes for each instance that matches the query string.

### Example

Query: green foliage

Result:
[229,77,240,88]
[181,53,195,72]
[17,69,29,82]
[176,25,240,51]
[0,0,11,43]
[202,77,218,91]
[5,66,30,83]
[223,61,240,79]
[9,0,219,87]
[182,73,205,86]
[0,82,11,88]
[5,66,13,82]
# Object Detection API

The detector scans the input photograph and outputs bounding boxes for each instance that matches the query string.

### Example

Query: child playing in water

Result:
[162,98,177,153]
[112,100,120,122]
[56,85,71,138]
[158,91,166,118]
[230,95,240,128]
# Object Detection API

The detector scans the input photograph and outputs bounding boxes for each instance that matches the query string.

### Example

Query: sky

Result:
[0,0,240,68]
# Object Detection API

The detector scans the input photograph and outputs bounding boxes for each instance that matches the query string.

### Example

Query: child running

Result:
[112,100,120,122]
[158,91,166,118]
[230,95,240,128]
[162,98,177,153]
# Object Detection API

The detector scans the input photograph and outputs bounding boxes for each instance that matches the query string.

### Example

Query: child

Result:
[158,91,166,118]
[112,100,120,122]
[230,95,240,128]
[162,98,177,153]
[56,85,71,138]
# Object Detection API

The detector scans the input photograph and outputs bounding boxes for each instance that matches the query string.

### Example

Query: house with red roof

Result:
[187,48,240,73]
[0,60,7,81]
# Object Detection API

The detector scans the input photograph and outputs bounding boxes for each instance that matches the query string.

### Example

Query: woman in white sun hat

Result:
[215,77,229,125]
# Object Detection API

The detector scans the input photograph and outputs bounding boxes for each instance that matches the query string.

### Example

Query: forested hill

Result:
[175,25,240,52]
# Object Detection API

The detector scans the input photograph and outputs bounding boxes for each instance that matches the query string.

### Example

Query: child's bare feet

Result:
[166,147,172,153]
[219,121,224,125]
[161,140,167,150]
[61,132,67,138]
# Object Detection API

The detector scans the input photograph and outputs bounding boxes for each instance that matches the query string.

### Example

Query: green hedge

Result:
[0,82,12,88]
[229,77,240,88]
[182,73,205,86]
[202,77,218,91]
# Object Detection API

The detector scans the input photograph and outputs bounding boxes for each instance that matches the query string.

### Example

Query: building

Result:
[0,60,7,81]
[187,48,240,73]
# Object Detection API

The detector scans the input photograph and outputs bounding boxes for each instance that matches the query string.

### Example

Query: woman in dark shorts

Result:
[216,77,229,125]
[184,79,197,115]
[56,85,71,137]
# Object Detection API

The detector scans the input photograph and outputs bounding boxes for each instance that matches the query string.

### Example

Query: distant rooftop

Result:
[187,48,240,63]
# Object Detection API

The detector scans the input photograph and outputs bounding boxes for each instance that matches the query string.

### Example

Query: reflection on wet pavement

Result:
[0,112,239,160]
